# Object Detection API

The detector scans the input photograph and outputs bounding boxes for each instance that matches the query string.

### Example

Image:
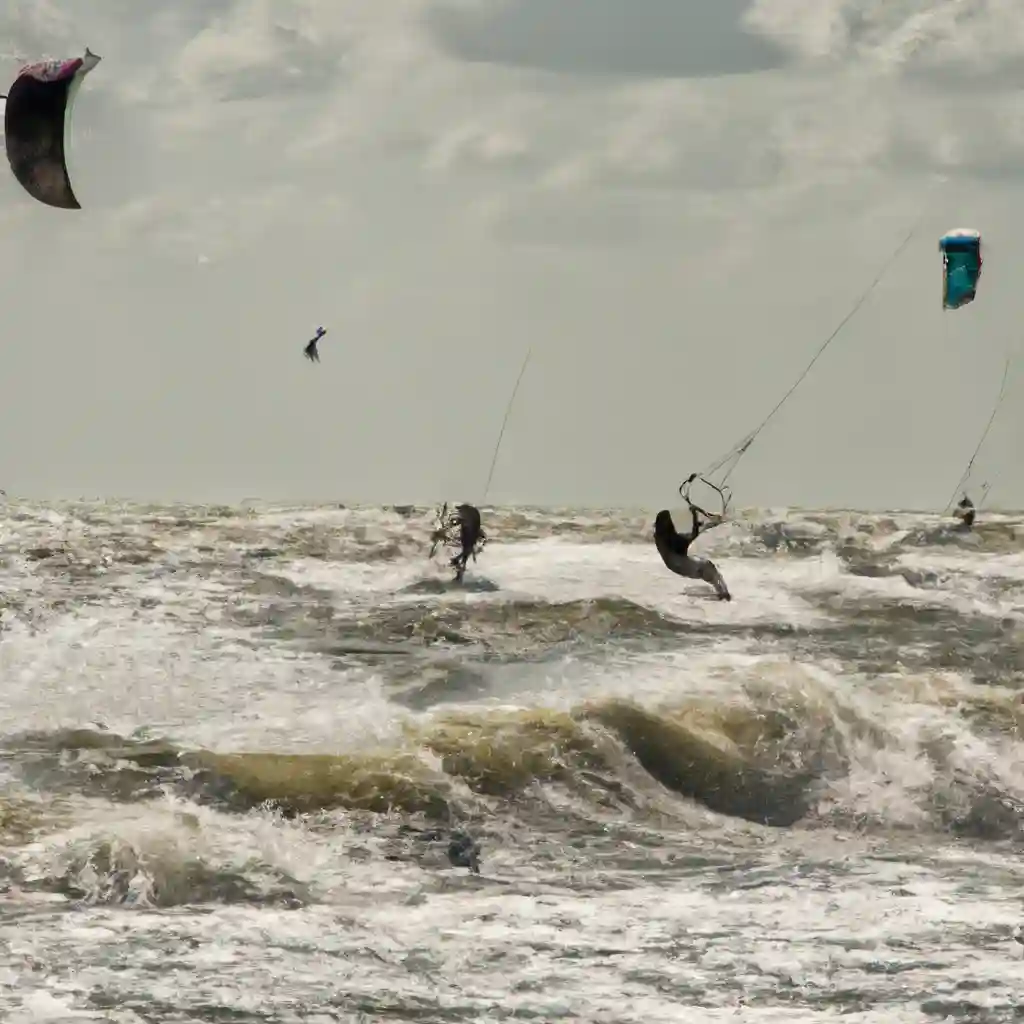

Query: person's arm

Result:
[689,505,701,537]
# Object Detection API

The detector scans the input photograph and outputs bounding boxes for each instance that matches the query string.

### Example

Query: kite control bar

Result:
[678,472,731,524]
[428,502,450,560]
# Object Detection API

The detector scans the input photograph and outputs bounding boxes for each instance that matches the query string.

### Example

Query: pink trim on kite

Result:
[17,57,84,85]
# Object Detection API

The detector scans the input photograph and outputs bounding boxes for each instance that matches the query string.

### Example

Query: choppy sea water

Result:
[1,500,1023,1023]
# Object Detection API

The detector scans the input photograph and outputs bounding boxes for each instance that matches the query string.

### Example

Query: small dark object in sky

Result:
[304,326,326,363]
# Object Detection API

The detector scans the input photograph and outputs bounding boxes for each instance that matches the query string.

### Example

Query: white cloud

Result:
[12,0,1021,235]
[744,0,1024,77]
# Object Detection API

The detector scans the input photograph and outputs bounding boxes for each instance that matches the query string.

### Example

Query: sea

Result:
[0,500,1022,1023]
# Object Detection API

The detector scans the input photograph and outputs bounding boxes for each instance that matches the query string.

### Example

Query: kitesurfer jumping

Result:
[304,327,325,363]
[954,494,976,530]
[653,505,731,600]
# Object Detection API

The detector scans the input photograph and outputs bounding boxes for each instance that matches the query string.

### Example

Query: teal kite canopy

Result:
[939,228,982,311]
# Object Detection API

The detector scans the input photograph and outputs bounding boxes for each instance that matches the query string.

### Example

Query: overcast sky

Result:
[0,0,1022,511]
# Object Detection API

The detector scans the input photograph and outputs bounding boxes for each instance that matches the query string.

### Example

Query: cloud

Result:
[744,0,1024,76]
[427,0,791,79]
[7,0,1019,244]
[171,1,345,103]
[92,186,350,263]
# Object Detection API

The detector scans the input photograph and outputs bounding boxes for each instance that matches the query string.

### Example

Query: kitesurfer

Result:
[447,830,481,873]
[429,502,487,583]
[449,504,486,584]
[954,495,976,530]
[653,506,731,600]
[304,327,325,363]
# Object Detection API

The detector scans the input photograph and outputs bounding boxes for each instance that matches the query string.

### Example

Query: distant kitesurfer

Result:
[954,494,976,530]
[653,506,731,600]
[304,327,326,363]
[447,830,481,873]
[431,503,486,584]
[449,504,486,584]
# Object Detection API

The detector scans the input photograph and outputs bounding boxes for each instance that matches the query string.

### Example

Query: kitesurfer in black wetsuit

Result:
[429,503,487,583]
[304,327,325,363]
[448,504,486,584]
[954,494,976,530]
[653,505,731,600]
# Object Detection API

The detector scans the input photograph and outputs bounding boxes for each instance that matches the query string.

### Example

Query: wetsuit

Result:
[955,496,976,530]
[653,507,731,600]
[304,330,324,362]
[450,504,485,583]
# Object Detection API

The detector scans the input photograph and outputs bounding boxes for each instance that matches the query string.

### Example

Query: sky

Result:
[0,0,1023,511]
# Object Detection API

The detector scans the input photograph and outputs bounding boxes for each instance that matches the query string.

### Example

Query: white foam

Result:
[1,501,1024,1021]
